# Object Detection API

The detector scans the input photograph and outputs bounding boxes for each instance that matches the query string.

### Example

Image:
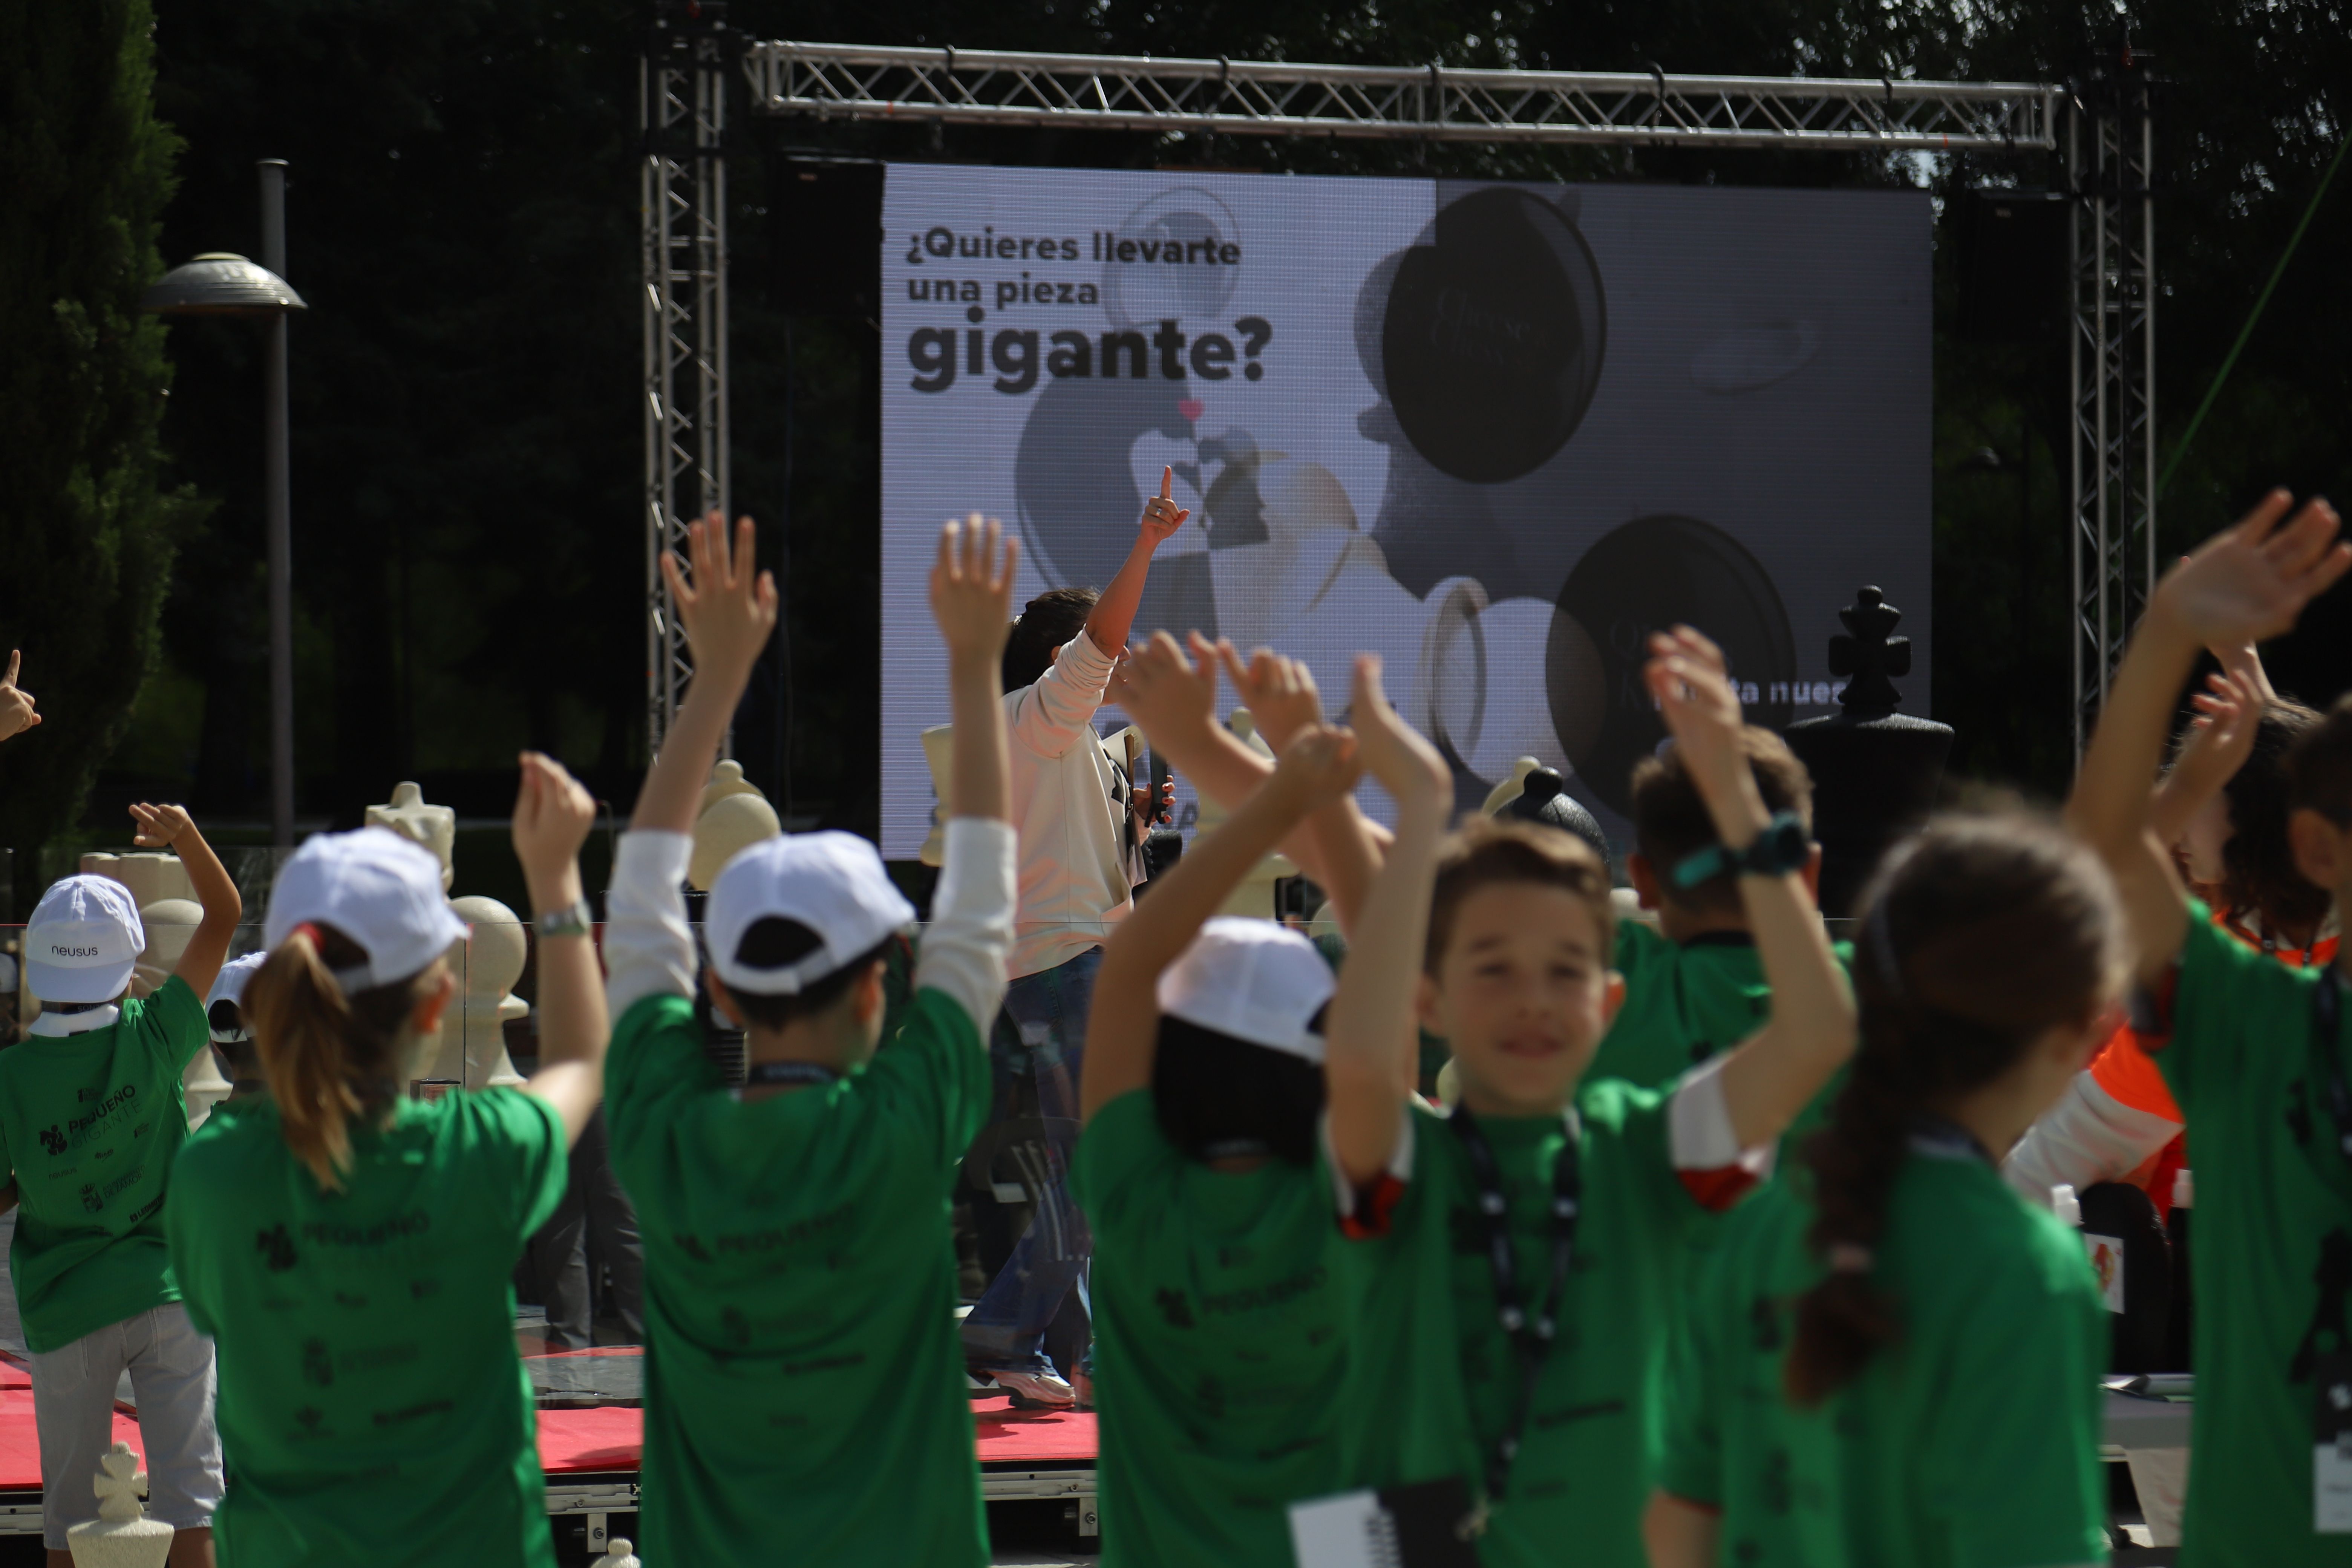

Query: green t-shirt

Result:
[605,986,992,1567]
[1660,1149,2107,1567]
[2161,907,2352,1566]
[1591,923,1771,1089]
[1072,1089,1363,1567]
[1354,1086,1708,1567]
[167,1087,568,1568]
[0,976,206,1352]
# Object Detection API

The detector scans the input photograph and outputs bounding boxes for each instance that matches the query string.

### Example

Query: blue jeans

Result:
[962,945,1099,1375]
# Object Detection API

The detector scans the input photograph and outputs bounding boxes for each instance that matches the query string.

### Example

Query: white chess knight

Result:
[66,1442,172,1567]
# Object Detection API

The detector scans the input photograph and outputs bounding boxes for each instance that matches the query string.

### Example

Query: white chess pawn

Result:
[66,1442,172,1567]
[366,781,456,892]
[600,1537,643,1568]
[690,794,782,893]
[134,899,233,1126]
[416,898,528,1090]
[697,758,766,816]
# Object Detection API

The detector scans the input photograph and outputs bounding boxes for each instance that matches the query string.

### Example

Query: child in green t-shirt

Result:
[2,802,240,1561]
[1320,634,1855,1568]
[600,513,1020,1566]
[167,750,610,1568]
[1071,705,1383,1568]
[2064,487,2352,1567]
[1593,726,1819,1089]
[1649,815,2126,1568]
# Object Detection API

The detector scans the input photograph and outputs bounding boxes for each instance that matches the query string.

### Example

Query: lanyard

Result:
[1446,1104,1581,1524]
[745,1060,839,1089]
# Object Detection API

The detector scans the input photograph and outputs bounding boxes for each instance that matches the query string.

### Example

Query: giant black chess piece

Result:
[1781,587,1953,918]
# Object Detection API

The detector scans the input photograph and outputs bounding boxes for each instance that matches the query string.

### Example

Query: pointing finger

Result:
[1160,466,1173,503]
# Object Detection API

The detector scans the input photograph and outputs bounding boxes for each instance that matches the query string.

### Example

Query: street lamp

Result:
[140,160,305,849]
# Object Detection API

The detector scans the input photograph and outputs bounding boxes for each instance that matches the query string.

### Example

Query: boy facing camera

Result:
[602,513,1020,1565]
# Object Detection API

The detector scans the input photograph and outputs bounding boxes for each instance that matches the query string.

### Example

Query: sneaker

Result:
[1072,1368,1095,1410]
[980,1366,1076,1408]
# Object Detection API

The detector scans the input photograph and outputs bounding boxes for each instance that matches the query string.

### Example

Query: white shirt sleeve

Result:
[1320,1107,1418,1236]
[1005,631,1117,760]
[2001,1067,2183,1205]
[603,830,695,1019]
[914,818,1018,1035]
[1667,1053,1777,1210]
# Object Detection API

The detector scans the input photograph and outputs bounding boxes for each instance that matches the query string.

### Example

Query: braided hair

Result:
[1784,815,2125,1406]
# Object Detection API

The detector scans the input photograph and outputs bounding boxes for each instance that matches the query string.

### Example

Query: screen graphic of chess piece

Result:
[66,1442,172,1568]
[1780,586,1954,918]
[1551,514,1796,817]
[1487,763,1611,865]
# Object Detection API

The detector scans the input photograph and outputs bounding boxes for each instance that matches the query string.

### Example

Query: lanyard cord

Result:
[1446,1104,1581,1516]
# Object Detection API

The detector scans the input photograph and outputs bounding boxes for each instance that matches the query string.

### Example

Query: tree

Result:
[0,0,204,890]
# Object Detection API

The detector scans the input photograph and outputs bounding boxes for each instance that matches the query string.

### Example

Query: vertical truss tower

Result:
[2067,58,2157,760]
[641,3,733,754]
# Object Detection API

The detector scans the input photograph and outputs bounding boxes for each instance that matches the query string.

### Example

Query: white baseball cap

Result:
[207,952,270,1039]
[707,831,916,995]
[24,875,145,1004]
[263,828,469,992]
[1156,917,1334,1064]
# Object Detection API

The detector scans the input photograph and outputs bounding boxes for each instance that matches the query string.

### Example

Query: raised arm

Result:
[2072,491,2347,986]
[132,804,241,1001]
[606,510,780,1016]
[1082,466,1188,658]
[514,753,609,1146]
[1325,656,1452,1186]
[1080,724,1358,1122]
[916,518,1022,1031]
[2148,669,2263,848]
[0,651,39,743]
[1648,628,1855,1151]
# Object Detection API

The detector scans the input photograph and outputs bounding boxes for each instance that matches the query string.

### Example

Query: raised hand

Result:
[1139,466,1190,548]
[1267,724,1362,813]
[511,752,598,888]
[1109,630,1219,753]
[0,651,38,742]
[929,514,1019,663]
[128,802,193,848]
[2177,668,2265,791]
[1646,626,1767,841]
[662,509,781,689]
[1214,639,1325,753]
[2158,491,2349,649]
[1349,654,1450,808]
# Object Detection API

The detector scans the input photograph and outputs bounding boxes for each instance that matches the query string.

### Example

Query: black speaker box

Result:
[1955,188,2067,344]
[776,159,883,318]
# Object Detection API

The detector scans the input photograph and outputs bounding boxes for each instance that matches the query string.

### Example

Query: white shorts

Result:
[27,1303,223,1547]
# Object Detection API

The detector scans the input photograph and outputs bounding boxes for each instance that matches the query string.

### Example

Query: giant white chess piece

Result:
[690,762,781,892]
[130,900,233,1127]
[366,781,456,891]
[437,898,529,1090]
[65,1442,172,1568]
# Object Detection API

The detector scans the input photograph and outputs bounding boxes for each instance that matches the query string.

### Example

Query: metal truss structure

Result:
[642,11,2133,759]
[2067,63,2157,760]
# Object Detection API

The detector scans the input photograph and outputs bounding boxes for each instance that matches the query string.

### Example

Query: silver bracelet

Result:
[535,898,594,940]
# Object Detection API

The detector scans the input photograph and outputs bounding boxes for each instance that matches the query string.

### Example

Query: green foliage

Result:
[0,0,207,884]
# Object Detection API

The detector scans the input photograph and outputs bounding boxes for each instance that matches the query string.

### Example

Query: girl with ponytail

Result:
[1647,815,2127,1568]
[166,754,610,1568]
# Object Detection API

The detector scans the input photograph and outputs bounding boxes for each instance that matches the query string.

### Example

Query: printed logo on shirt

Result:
[301,1338,334,1388]
[292,1407,328,1439]
[78,1184,103,1214]
[299,1211,429,1248]
[1200,1263,1328,1318]
[675,1234,713,1262]
[125,1193,162,1226]
[1154,1288,1195,1329]
[704,1200,857,1259]
[66,1084,138,1147]
[372,1399,454,1429]
[256,1225,298,1272]
[37,1125,64,1157]
[131,1121,150,1140]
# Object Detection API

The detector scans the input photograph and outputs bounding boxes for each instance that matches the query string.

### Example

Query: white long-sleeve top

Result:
[2000,1066,2183,1208]
[603,818,1018,1039]
[1004,629,1136,980]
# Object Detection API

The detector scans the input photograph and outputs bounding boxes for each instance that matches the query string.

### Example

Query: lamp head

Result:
[139,254,305,317]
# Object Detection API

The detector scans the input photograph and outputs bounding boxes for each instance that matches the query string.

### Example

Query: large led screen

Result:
[878,164,1930,857]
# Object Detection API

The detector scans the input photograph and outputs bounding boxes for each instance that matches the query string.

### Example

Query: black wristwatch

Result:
[1669,810,1811,890]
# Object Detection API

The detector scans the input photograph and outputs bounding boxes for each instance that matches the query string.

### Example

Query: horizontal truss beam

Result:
[745,41,2058,153]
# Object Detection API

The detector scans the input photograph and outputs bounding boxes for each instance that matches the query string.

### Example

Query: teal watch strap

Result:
[1668,810,1810,890]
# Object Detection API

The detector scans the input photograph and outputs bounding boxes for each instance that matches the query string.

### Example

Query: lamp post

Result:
[139,160,305,849]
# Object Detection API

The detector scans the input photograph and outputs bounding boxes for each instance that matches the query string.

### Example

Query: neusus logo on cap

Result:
[49,944,106,960]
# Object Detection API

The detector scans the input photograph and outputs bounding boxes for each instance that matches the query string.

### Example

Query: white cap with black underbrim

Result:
[263,828,470,993]
[23,874,145,1004]
[1156,917,1334,1064]
[706,831,917,995]
[207,952,270,1041]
